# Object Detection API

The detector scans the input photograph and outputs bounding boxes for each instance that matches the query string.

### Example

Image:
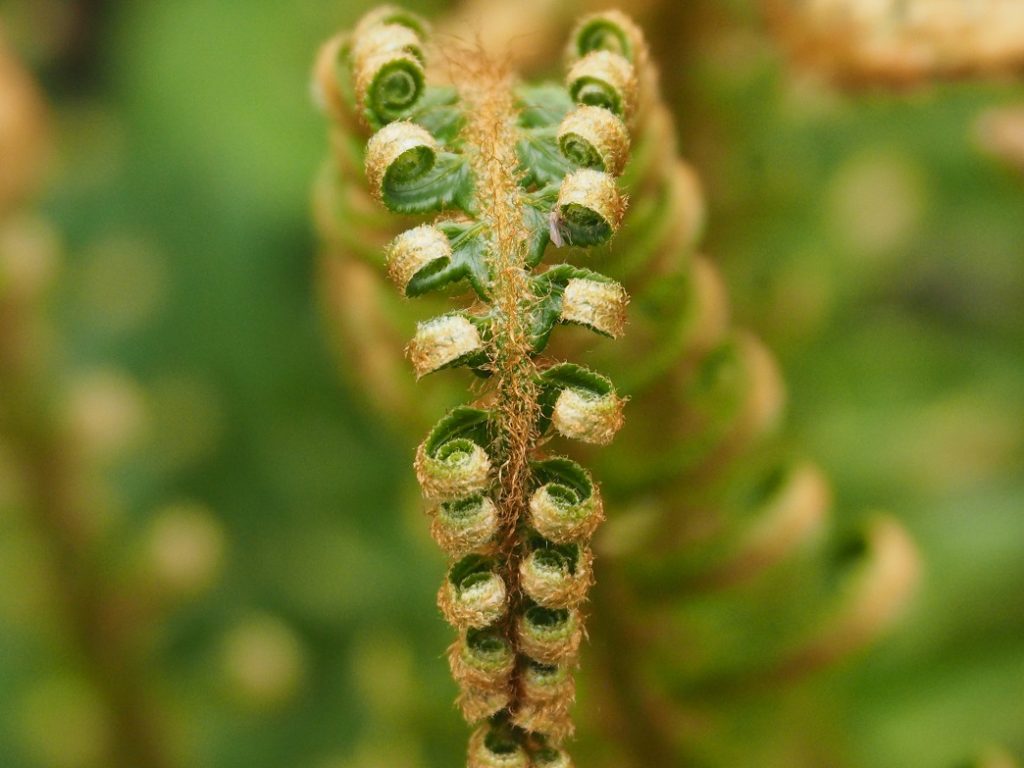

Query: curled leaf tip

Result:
[552,387,624,445]
[468,725,530,768]
[440,555,508,629]
[569,10,646,64]
[567,50,638,121]
[560,276,629,338]
[520,542,593,609]
[365,121,439,199]
[556,168,627,246]
[432,495,500,557]
[387,224,453,295]
[518,605,582,665]
[558,105,630,176]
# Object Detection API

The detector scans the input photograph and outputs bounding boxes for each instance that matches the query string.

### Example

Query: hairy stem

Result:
[456,52,539,719]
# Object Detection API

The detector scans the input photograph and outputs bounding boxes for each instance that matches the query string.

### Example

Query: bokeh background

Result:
[0,1,1022,767]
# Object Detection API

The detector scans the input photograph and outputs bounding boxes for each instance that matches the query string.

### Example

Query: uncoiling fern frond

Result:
[317,6,646,763]
[313,7,920,766]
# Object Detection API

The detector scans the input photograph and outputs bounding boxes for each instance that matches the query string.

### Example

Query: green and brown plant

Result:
[313,6,921,765]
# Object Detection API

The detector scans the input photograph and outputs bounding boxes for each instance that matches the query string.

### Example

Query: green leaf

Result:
[408,86,465,144]
[527,264,620,351]
[572,16,639,61]
[516,84,574,129]
[523,194,554,268]
[423,406,493,458]
[530,457,596,503]
[405,220,491,300]
[380,151,474,215]
[518,127,573,188]
[448,553,498,589]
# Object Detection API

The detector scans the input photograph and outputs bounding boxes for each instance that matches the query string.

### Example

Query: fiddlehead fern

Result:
[313,7,919,766]
[316,6,640,763]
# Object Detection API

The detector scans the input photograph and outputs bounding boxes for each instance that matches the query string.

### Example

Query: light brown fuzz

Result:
[560,277,629,338]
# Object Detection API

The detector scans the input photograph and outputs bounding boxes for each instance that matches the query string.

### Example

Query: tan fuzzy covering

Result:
[386,225,451,293]
[407,314,482,378]
[520,547,594,609]
[458,685,511,722]
[512,665,576,742]
[557,105,630,176]
[364,121,437,197]
[353,5,430,40]
[350,17,425,126]
[552,388,624,445]
[516,609,582,665]
[557,168,627,233]
[467,727,530,768]
[454,50,540,535]
[448,634,516,690]
[533,748,574,768]
[514,701,574,744]
[566,49,638,121]
[520,662,575,704]
[438,572,508,629]
[351,22,422,67]
[529,483,604,544]
[414,439,491,500]
[560,277,629,338]
[567,9,656,119]
[430,496,500,556]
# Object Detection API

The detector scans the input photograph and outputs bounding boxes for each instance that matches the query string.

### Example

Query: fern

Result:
[314,5,650,763]
[313,6,920,765]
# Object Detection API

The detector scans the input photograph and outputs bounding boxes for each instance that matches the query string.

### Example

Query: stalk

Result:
[317,7,638,763]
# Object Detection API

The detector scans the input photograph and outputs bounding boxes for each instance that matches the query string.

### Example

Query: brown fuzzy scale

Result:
[528,481,604,544]
[467,726,530,768]
[513,664,577,743]
[448,636,516,721]
[414,438,492,500]
[519,547,594,610]
[451,49,540,721]
[429,497,501,557]
[516,610,583,665]
[438,571,508,629]
[459,687,512,723]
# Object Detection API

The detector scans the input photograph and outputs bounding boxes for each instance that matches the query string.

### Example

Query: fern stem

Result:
[456,53,541,720]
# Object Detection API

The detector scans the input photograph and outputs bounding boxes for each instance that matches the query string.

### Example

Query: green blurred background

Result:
[1,1,1022,766]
